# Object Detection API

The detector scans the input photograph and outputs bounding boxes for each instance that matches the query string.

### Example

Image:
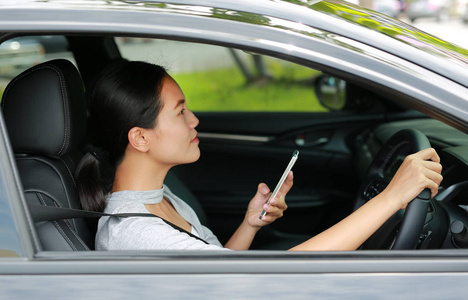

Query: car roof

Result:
[1,0,468,87]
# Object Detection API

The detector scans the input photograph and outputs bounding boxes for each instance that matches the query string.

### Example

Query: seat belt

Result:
[28,203,209,245]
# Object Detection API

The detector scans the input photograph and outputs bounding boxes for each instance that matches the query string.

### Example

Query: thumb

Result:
[257,183,270,197]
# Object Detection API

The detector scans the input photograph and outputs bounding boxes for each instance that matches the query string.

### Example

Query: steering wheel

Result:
[355,129,431,250]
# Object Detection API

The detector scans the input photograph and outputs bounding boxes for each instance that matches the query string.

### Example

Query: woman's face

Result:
[145,75,200,167]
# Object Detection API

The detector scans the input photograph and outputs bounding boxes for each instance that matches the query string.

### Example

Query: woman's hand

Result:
[244,171,293,228]
[224,171,293,250]
[381,147,443,210]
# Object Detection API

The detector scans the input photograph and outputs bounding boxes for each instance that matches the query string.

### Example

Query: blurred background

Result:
[357,0,468,48]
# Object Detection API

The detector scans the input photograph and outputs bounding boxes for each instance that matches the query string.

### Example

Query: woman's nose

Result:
[188,110,199,128]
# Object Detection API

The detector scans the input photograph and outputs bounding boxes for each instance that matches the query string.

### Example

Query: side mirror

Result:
[315,75,347,111]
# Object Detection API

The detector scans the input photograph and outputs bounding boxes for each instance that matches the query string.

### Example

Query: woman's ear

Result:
[128,127,150,152]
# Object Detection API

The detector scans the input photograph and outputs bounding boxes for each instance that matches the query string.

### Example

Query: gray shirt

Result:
[95,185,227,250]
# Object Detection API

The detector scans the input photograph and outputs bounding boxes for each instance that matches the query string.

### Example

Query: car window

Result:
[0,36,74,97]
[116,37,328,112]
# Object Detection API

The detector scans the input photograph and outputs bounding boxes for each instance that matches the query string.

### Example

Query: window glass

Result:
[0,36,74,97]
[116,37,327,112]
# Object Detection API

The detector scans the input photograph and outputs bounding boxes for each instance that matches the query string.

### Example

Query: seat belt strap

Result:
[28,203,209,245]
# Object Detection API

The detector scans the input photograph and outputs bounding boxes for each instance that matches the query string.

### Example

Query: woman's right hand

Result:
[381,147,443,210]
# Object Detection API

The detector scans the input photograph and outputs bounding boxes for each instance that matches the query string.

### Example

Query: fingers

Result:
[414,165,442,198]
[413,147,440,163]
[272,171,293,207]
[421,164,443,198]
[260,171,293,221]
[267,197,288,211]
[384,147,444,209]
[277,171,294,197]
[422,162,443,183]
[415,149,443,197]
[261,198,287,222]
[263,194,288,217]
[422,160,443,173]
[401,147,443,200]
[262,202,285,219]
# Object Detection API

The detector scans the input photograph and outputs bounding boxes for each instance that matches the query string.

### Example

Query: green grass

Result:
[172,60,327,112]
[0,58,328,112]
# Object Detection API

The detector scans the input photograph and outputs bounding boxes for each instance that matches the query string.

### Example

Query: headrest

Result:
[2,59,87,157]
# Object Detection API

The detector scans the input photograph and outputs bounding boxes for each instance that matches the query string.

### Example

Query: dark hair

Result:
[76,61,168,212]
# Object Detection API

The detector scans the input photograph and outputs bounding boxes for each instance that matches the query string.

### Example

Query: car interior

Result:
[2,34,468,252]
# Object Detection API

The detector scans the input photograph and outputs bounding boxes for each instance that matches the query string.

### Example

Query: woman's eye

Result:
[179,108,185,115]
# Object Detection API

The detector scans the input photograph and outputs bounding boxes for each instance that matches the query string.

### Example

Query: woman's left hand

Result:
[245,171,293,228]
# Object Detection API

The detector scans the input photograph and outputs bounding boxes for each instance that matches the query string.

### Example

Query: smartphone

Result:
[259,150,299,219]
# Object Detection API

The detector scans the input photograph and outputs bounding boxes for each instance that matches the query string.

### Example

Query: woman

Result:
[76,61,443,251]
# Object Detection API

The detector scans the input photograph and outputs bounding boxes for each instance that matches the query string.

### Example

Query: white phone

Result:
[259,150,299,219]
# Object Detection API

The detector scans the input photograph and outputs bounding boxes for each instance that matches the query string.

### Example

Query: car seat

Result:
[2,59,93,250]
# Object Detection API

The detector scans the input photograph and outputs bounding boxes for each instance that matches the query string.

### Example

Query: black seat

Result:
[165,171,208,225]
[2,59,93,251]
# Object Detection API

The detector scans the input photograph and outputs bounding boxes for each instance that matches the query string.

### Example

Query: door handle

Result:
[295,135,329,147]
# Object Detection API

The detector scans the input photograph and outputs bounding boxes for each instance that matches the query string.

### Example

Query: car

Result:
[372,0,402,18]
[1,0,468,298]
[0,37,44,77]
[463,1,468,23]
[406,0,451,22]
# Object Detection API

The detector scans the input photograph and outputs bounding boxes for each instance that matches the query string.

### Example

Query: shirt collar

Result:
[107,187,165,205]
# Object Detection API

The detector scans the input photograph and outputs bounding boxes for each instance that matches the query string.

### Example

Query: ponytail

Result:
[76,152,109,212]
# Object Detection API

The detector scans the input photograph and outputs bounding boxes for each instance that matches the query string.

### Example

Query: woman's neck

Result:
[112,151,170,192]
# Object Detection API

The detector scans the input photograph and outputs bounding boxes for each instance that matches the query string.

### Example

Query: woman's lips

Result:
[191,134,199,143]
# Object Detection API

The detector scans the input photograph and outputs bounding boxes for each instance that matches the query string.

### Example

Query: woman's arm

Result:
[224,218,261,250]
[289,191,398,251]
[289,148,443,251]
